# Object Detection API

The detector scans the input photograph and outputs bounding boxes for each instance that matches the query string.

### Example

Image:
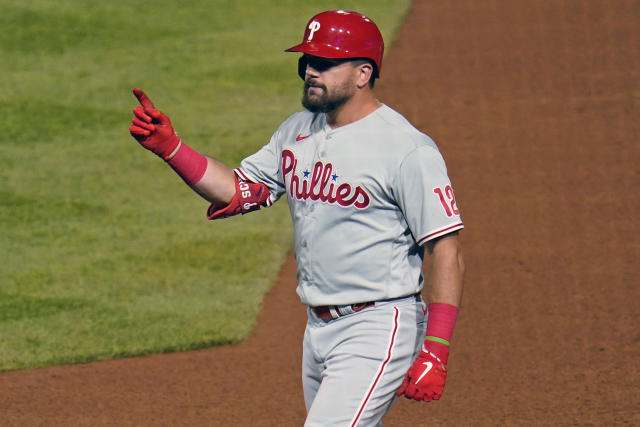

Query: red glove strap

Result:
[166,141,208,186]
[423,340,450,365]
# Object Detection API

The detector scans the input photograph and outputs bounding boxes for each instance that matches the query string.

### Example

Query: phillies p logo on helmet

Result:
[307,21,321,41]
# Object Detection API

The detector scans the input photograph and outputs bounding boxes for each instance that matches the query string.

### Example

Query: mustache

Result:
[304,79,326,92]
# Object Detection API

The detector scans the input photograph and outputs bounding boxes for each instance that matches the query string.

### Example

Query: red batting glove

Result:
[129,88,180,159]
[397,342,449,402]
[207,176,270,220]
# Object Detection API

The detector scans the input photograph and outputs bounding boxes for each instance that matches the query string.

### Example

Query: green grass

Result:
[0,0,412,371]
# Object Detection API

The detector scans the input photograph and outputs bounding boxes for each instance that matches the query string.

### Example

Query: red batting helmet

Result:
[285,10,384,79]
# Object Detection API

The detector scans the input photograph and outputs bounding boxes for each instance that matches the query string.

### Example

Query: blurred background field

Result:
[0,0,411,371]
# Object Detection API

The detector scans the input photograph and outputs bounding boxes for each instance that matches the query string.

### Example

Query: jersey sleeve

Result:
[234,126,286,205]
[394,144,464,245]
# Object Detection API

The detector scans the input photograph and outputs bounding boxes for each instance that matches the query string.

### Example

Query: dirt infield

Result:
[2,1,638,425]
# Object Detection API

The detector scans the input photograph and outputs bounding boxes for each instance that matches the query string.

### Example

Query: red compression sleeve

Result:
[424,303,459,364]
[426,303,459,342]
[166,141,208,186]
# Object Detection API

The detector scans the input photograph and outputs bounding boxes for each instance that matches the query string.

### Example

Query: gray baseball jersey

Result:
[234,104,463,307]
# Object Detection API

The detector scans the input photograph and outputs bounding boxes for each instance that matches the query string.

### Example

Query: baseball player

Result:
[129,10,465,426]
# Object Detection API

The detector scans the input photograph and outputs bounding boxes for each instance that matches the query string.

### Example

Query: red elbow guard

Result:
[207,175,271,220]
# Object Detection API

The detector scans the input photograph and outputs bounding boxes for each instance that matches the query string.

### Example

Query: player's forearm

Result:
[190,157,236,205]
[165,140,271,220]
[425,234,465,306]
[412,233,465,367]
[163,140,236,205]
[399,234,464,400]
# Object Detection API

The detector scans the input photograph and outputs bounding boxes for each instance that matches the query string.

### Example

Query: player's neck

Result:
[326,91,381,129]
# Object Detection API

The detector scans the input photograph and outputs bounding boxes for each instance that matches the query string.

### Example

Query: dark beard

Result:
[302,81,352,113]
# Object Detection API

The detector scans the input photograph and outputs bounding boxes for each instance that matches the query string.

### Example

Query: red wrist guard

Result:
[424,303,459,364]
[166,141,208,186]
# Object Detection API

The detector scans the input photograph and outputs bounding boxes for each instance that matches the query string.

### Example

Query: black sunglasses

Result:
[297,54,354,78]
[304,55,352,71]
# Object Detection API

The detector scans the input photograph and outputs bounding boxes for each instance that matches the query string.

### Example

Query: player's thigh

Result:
[305,301,423,426]
[302,324,324,411]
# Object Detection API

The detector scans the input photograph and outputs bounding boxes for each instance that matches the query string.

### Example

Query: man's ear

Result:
[355,62,374,89]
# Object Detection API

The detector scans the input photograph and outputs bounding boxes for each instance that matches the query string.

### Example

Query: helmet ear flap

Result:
[297,56,308,80]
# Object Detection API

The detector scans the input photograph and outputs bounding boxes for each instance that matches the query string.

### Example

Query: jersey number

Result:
[433,186,459,217]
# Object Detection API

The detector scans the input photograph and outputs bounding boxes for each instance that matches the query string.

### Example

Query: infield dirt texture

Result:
[2,0,639,425]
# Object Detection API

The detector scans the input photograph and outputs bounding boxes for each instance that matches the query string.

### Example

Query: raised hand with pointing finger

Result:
[129,88,181,160]
[128,87,210,187]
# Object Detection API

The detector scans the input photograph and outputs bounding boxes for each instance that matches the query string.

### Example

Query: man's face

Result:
[301,55,358,113]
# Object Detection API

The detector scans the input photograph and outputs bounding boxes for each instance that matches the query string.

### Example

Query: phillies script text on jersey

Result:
[282,149,370,209]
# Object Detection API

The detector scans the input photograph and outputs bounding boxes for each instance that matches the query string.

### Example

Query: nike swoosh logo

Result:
[416,361,433,384]
[296,133,311,141]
